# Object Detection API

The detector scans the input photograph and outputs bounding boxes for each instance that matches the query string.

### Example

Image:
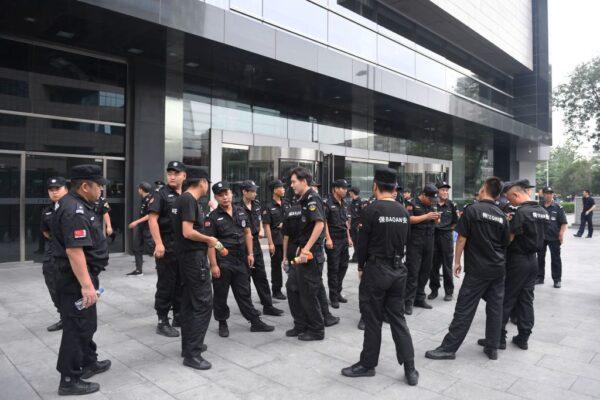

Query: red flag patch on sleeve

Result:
[74,229,87,239]
[204,220,211,227]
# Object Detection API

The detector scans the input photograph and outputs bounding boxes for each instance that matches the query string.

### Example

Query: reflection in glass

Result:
[263,0,327,41]
[106,160,125,253]
[212,98,252,133]
[328,12,377,61]
[416,54,446,89]
[253,106,287,138]
[316,123,345,145]
[0,154,20,262]
[377,35,415,77]
[345,160,375,193]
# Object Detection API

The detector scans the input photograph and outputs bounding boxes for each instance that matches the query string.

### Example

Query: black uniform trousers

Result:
[154,245,181,320]
[212,254,260,322]
[439,274,504,352]
[576,212,593,237]
[405,232,434,305]
[133,225,154,270]
[502,253,537,338]
[249,239,273,307]
[537,240,562,283]
[359,260,415,368]
[429,230,454,295]
[350,223,359,261]
[270,244,284,294]
[179,250,212,358]
[325,237,349,301]
[286,258,325,335]
[56,272,99,379]
[43,259,61,315]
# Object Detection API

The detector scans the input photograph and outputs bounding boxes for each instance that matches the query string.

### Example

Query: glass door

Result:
[0,153,21,262]
[278,158,320,200]
[106,159,125,253]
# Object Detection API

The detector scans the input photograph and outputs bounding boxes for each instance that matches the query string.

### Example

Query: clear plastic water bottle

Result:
[75,287,105,310]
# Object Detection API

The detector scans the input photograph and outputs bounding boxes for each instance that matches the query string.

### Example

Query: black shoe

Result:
[477,337,506,350]
[586,236,593,238]
[273,292,287,301]
[535,277,544,285]
[413,300,433,309]
[181,344,208,357]
[357,317,365,331]
[81,360,111,380]
[330,299,340,309]
[298,332,324,341]
[286,328,304,337]
[512,335,529,350]
[58,379,100,396]
[341,363,375,378]
[250,318,275,333]
[338,295,348,303]
[126,269,143,276]
[324,314,340,327]
[156,321,179,337]
[47,320,63,332]
[554,281,561,288]
[404,360,419,386]
[183,356,212,370]
[404,303,413,315]
[218,321,229,337]
[443,294,453,302]
[573,234,582,237]
[263,305,284,316]
[172,315,181,328]
[427,290,438,300]
[483,347,498,360]
[425,348,456,360]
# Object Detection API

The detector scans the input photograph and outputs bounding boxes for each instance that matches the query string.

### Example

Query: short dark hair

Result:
[483,176,503,198]
[290,166,312,183]
[348,187,360,195]
[583,189,591,195]
[138,181,152,193]
[375,181,396,193]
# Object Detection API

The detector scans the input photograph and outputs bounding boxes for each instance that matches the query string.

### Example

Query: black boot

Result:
[341,362,375,377]
[427,290,438,300]
[272,291,287,300]
[126,269,143,276]
[156,319,179,337]
[81,360,111,379]
[286,327,304,337]
[425,347,456,360]
[218,321,229,337]
[298,331,324,341]
[413,300,433,309]
[324,314,340,327]
[263,305,284,316]
[47,320,63,332]
[250,318,275,332]
[58,377,100,396]
[338,294,348,303]
[404,359,419,386]
[404,302,413,315]
[512,334,529,350]
[477,336,506,351]
[183,355,212,370]
[172,314,181,328]
[330,297,340,309]
[483,347,498,360]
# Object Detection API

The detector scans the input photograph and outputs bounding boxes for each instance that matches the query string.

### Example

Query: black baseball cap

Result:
[348,187,360,195]
[47,176,67,189]
[240,180,259,191]
[212,181,231,195]
[185,166,210,183]
[166,161,186,172]
[542,186,554,193]
[504,179,535,192]
[332,179,349,189]
[269,179,284,190]
[374,167,398,185]
[436,181,451,189]
[422,184,438,199]
[70,165,108,185]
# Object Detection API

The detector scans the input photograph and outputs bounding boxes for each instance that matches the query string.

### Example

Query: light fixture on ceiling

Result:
[384,109,391,112]
[56,31,75,39]
[333,95,341,99]
[169,52,177,57]
[24,17,36,23]
[185,62,199,68]
[127,48,143,54]
[265,77,274,82]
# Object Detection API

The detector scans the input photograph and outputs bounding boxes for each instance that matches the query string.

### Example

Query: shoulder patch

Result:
[204,220,211,227]
[308,204,317,211]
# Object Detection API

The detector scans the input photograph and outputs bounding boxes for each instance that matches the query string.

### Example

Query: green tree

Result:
[553,56,600,150]
[536,142,581,191]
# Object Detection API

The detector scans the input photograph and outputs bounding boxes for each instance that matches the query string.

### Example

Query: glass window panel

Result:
[415,53,446,89]
[263,0,327,41]
[316,123,346,146]
[346,129,370,150]
[328,13,377,62]
[344,160,375,193]
[183,95,211,168]
[230,0,262,17]
[288,118,316,141]
[222,147,249,203]
[252,106,287,138]
[377,36,415,77]
[106,159,125,253]
[0,154,21,262]
[212,98,252,133]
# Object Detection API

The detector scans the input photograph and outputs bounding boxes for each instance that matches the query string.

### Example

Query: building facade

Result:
[0,0,551,262]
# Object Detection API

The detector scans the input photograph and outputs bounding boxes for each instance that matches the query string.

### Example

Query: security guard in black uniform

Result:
[426,177,509,361]
[537,187,567,288]
[405,184,440,314]
[498,179,549,350]
[95,194,113,239]
[238,180,283,316]
[148,161,186,337]
[51,165,111,396]
[341,167,419,386]
[205,181,275,337]
[324,179,352,309]
[428,182,458,302]
[41,177,69,332]
[284,167,328,341]
[127,182,154,276]
[402,188,413,209]
[171,167,214,370]
[262,179,289,300]
[348,187,367,263]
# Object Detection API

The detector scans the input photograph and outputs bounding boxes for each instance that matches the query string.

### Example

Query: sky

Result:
[548,0,600,152]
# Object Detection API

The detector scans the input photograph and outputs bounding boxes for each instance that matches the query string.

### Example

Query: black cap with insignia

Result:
[212,181,230,195]
[436,181,451,189]
[70,165,108,186]
[422,184,439,199]
[166,161,186,172]
[503,179,535,192]
[542,186,554,193]
[374,167,398,186]
[47,176,67,189]
[332,179,349,188]
[185,166,210,183]
[240,180,259,191]
[269,179,284,190]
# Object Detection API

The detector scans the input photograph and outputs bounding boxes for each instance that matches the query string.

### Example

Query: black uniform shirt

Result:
[148,185,180,243]
[324,196,348,240]
[541,202,567,241]
[408,197,435,236]
[508,201,550,255]
[262,198,289,246]
[403,197,414,212]
[172,192,207,253]
[239,199,262,238]
[455,199,510,279]
[349,197,364,227]
[583,196,595,213]
[435,200,458,231]
[140,194,152,216]
[40,204,55,263]
[50,191,109,273]
[296,188,325,252]
[283,200,302,259]
[356,199,410,268]
[95,196,111,216]
[204,204,249,254]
